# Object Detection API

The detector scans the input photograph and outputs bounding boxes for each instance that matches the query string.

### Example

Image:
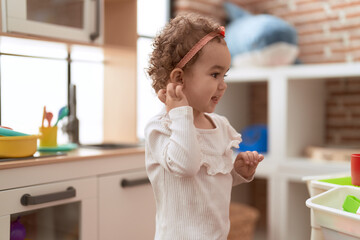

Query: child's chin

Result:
[205,107,216,113]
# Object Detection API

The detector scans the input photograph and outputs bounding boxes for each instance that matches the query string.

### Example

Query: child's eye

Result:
[211,73,219,78]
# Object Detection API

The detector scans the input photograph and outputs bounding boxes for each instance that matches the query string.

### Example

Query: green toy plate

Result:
[38,143,78,152]
[319,176,360,187]
[0,127,29,136]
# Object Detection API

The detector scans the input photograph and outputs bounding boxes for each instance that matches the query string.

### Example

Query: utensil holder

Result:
[39,126,57,147]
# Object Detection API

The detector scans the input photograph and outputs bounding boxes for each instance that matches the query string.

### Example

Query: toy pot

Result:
[351,154,360,186]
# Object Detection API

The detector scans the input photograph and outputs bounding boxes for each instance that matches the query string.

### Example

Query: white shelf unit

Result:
[222,63,360,240]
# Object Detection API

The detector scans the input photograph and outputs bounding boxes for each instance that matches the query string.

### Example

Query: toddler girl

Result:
[145,13,264,240]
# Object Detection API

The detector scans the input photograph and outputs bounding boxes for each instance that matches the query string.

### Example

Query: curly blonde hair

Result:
[147,13,222,93]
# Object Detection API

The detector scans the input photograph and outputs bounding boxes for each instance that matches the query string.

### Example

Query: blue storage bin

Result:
[238,124,268,153]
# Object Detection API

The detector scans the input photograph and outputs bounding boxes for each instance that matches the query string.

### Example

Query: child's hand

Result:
[157,83,189,112]
[234,151,264,179]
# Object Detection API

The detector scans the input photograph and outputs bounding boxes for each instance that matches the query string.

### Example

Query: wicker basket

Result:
[228,202,260,240]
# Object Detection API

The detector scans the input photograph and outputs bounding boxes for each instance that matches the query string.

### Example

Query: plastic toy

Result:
[238,124,267,153]
[343,195,360,214]
[10,217,26,240]
[224,2,298,67]
[351,154,360,186]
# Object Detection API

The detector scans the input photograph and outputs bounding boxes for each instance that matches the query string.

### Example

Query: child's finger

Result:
[235,152,243,163]
[167,83,177,99]
[241,152,250,164]
[251,154,263,168]
[175,84,185,99]
[246,151,255,164]
[252,151,259,161]
[157,89,166,103]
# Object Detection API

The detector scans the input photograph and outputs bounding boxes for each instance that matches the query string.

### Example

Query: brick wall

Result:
[173,0,360,146]
[173,0,360,64]
[173,0,226,24]
[325,78,360,145]
[249,83,267,125]
[230,0,360,64]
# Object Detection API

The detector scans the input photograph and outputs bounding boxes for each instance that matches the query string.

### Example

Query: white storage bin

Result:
[306,186,360,240]
[303,173,351,240]
[303,173,350,197]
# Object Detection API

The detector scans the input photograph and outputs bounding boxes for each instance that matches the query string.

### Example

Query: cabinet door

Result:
[99,169,156,240]
[5,0,100,43]
[0,215,10,239]
[0,177,97,240]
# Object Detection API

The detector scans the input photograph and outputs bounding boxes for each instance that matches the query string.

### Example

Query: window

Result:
[0,36,104,145]
[136,0,170,140]
[71,45,104,144]
[0,37,69,143]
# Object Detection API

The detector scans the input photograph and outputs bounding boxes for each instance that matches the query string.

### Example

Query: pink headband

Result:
[175,26,226,69]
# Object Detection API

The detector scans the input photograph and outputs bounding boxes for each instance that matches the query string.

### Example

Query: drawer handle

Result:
[90,0,100,41]
[20,187,76,206]
[120,178,150,188]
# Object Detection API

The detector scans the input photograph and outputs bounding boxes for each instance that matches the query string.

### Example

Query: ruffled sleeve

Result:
[198,114,242,176]
[218,114,242,161]
[145,106,202,177]
[219,116,255,185]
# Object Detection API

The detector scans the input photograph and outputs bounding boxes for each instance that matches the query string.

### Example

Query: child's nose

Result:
[219,79,227,90]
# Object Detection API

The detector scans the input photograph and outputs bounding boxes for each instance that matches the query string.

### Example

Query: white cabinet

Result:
[2,0,102,43]
[0,215,10,239]
[99,168,156,240]
[0,150,150,240]
[0,177,97,240]
[223,63,360,240]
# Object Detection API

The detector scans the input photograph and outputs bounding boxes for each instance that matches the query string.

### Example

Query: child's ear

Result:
[169,68,184,84]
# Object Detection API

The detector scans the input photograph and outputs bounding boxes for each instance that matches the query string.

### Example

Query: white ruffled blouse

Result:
[145,106,252,240]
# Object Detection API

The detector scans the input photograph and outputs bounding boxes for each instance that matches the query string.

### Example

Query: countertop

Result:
[0,147,145,170]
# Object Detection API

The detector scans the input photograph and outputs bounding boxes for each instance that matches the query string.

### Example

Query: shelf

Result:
[216,80,268,134]
[255,159,276,178]
[227,68,270,82]
[286,78,325,159]
[285,181,311,240]
[284,63,360,79]
[230,154,350,180]
[227,63,360,82]
[279,158,350,180]
[223,63,360,240]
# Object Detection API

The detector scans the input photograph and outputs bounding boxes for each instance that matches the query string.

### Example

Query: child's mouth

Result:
[211,96,220,103]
